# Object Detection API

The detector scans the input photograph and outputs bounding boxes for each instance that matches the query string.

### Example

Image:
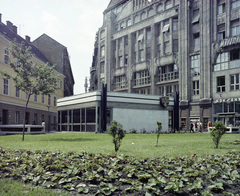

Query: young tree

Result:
[108,120,125,152]
[210,121,227,149]
[156,121,162,146]
[0,39,59,141]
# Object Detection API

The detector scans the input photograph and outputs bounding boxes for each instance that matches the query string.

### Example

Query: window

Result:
[214,52,228,71]
[3,79,9,95]
[157,44,161,57]
[119,56,123,67]
[166,85,172,96]
[159,86,164,96]
[15,111,20,124]
[60,80,63,90]
[157,3,164,12]
[120,21,125,29]
[193,33,200,51]
[192,9,200,24]
[34,113,38,124]
[230,73,239,90]
[165,0,172,9]
[100,30,105,39]
[218,0,225,14]
[146,28,151,40]
[125,55,128,65]
[146,47,151,60]
[4,48,9,64]
[191,55,200,76]
[54,96,57,107]
[155,23,161,37]
[134,15,140,23]
[173,18,178,31]
[158,64,178,82]
[217,76,225,92]
[34,94,38,102]
[124,36,128,48]
[231,19,240,36]
[231,0,240,9]
[134,70,150,86]
[42,94,45,104]
[118,37,123,49]
[173,39,178,53]
[15,87,20,98]
[192,80,199,95]
[48,95,51,105]
[100,46,105,57]
[162,19,170,33]
[100,62,105,73]
[134,88,150,94]
[164,41,170,54]
[139,50,144,62]
[114,75,127,89]
[127,18,131,26]
[230,49,240,68]
[217,24,225,40]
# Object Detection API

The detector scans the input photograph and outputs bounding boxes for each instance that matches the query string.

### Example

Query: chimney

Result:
[12,25,17,34]
[6,21,13,31]
[0,13,2,23]
[25,35,31,42]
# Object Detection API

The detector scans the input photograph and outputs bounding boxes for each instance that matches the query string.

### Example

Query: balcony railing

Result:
[159,71,179,82]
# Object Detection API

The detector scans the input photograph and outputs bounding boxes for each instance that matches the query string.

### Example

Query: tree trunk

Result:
[22,94,31,141]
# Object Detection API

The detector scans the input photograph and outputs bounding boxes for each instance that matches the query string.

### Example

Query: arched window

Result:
[148,8,154,17]
[120,21,126,29]
[141,11,146,20]
[157,3,164,12]
[127,18,132,26]
[134,15,140,23]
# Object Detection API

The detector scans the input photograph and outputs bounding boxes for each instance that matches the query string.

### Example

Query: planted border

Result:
[0,147,239,195]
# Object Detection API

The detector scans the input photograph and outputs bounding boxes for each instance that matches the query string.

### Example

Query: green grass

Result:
[0,132,239,159]
[0,178,70,196]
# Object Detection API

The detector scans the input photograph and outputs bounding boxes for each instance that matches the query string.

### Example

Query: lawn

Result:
[0,132,239,159]
[0,132,240,195]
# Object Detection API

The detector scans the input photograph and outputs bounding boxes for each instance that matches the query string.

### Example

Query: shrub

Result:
[140,128,146,134]
[129,129,137,134]
[108,120,125,152]
[156,121,162,146]
[210,121,227,149]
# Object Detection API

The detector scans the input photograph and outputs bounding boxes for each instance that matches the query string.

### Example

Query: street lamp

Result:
[47,105,51,133]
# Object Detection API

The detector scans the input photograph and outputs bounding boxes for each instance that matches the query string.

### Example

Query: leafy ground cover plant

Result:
[0,147,239,195]
[210,121,227,149]
[108,120,125,152]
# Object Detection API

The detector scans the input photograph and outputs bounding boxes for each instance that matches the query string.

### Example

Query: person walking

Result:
[199,121,202,133]
[190,122,194,133]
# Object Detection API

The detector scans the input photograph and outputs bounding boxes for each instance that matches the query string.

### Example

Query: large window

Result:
[4,48,9,64]
[100,46,105,57]
[217,76,225,92]
[139,50,144,62]
[119,56,123,67]
[127,18,131,27]
[158,64,178,82]
[42,94,45,104]
[191,55,200,76]
[15,87,20,98]
[48,95,51,106]
[193,33,200,51]
[214,52,228,71]
[134,70,150,86]
[230,73,239,91]
[231,19,240,36]
[146,28,151,40]
[15,111,20,124]
[3,79,9,95]
[218,0,225,14]
[114,75,127,89]
[173,18,178,31]
[192,80,199,95]
[231,0,240,9]
[100,62,105,73]
[164,41,170,54]
[230,49,240,68]
[34,94,38,102]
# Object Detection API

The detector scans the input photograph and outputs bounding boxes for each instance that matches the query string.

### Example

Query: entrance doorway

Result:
[2,109,8,125]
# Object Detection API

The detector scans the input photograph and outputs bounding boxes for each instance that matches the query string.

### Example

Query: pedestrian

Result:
[190,121,194,133]
[199,121,202,133]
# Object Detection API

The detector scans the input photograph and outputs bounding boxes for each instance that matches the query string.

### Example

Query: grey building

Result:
[89,0,240,131]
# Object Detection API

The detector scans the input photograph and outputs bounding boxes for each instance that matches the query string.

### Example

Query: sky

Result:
[0,0,110,95]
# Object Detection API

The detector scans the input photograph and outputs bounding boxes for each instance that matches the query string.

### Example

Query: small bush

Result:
[140,128,146,134]
[210,121,227,149]
[108,120,125,152]
[129,129,137,134]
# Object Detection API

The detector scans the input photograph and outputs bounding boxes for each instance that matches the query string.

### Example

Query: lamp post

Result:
[47,105,51,133]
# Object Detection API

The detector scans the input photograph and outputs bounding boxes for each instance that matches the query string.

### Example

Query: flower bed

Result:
[0,147,239,195]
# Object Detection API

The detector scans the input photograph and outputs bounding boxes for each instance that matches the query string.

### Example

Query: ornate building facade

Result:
[89,0,240,131]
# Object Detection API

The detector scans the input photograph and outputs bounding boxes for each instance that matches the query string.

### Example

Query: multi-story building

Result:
[0,14,74,131]
[89,0,240,132]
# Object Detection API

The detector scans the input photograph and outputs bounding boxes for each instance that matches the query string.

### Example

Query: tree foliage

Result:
[108,120,125,152]
[0,39,60,141]
[156,121,162,147]
[210,121,227,149]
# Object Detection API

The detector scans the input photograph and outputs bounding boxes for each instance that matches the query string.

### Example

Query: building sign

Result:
[220,35,240,48]
[214,98,240,103]
[160,97,169,107]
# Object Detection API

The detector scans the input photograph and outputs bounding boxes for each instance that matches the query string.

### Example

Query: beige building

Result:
[89,0,240,131]
[0,14,73,131]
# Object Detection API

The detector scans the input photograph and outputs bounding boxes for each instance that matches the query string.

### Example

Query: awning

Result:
[162,24,170,32]
[137,34,144,41]
[192,15,199,24]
